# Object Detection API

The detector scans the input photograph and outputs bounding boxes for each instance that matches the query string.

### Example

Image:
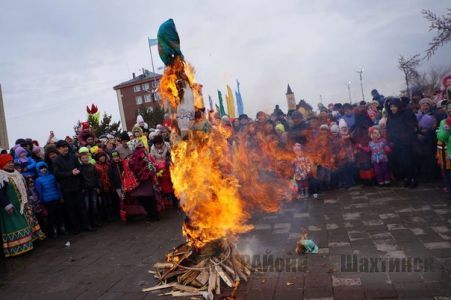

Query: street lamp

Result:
[355,68,365,101]
[346,81,352,104]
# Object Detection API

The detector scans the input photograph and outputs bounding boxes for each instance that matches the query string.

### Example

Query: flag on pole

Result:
[208,95,214,112]
[218,90,226,117]
[226,85,236,118]
[148,38,158,47]
[235,80,244,116]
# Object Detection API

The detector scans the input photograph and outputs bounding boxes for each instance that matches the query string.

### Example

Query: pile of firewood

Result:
[142,238,252,298]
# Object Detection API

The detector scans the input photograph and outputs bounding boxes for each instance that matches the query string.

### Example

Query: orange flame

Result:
[159,61,294,249]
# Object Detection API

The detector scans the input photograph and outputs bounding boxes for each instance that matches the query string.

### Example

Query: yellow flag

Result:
[226,85,236,118]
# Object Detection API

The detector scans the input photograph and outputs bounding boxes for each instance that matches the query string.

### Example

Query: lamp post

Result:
[355,68,365,101]
[346,81,352,104]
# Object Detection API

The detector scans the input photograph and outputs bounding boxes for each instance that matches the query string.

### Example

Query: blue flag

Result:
[235,80,244,116]
[148,38,158,47]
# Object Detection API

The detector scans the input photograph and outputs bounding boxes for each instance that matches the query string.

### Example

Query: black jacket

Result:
[80,164,100,190]
[110,162,123,190]
[53,153,81,192]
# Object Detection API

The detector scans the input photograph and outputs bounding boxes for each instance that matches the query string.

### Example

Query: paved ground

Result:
[1,184,451,299]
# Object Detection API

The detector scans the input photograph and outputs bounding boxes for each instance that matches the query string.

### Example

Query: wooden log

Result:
[142,282,176,292]
[215,271,221,295]
[172,283,199,293]
[154,262,174,269]
[207,266,216,295]
[214,263,234,288]
[195,269,210,286]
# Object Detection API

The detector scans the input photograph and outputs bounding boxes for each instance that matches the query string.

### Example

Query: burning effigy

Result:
[144,19,292,298]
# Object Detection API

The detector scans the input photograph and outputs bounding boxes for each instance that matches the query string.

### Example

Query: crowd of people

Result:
[1,83,451,258]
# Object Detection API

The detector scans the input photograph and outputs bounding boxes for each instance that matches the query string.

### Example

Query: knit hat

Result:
[32,146,41,154]
[338,118,348,128]
[368,126,380,136]
[137,115,145,125]
[78,147,89,154]
[419,98,433,106]
[319,124,329,131]
[418,114,435,130]
[330,124,340,134]
[0,154,13,169]
[120,131,130,142]
[275,123,285,133]
[14,146,27,158]
[56,140,69,148]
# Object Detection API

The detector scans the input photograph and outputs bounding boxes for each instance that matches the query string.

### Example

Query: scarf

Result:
[0,169,28,214]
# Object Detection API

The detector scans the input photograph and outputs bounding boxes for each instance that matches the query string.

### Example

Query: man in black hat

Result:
[115,131,132,159]
[53,140,90,233]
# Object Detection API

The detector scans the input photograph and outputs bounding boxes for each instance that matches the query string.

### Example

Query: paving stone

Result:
[387,223,407,231]
[324,199,337,204]
[307,225,322,232]
[410,228,426,235]
[347,231,370,242]
[379,213,400,220]
[342,212,361,221]
[326,223,339,230]
[424,242,451,250]
[328,242,351,248]
[332,275,361,287]
[363,219,384,226]
[333,287,365,300]
[294,213,310,219]
[371,232,394,240]
[432,226,450,234]
[254,224,272,230]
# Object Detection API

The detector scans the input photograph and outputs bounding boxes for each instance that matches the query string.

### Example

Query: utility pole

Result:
[355,68,365,101]
[346,81,352,104]
[0,84,9,149]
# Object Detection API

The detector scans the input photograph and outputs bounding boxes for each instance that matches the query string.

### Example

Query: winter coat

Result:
[14,156,37,178]
[110,161,124,190]
[53,153,81,193]
[95,162,113,192]
[34,162,61,203]
[436,119,451,170]
[80,163,100,190]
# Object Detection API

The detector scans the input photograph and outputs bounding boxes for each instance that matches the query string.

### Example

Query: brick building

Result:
[113,69,162,131]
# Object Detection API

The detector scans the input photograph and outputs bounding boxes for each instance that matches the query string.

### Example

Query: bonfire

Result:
[142,19,291,298]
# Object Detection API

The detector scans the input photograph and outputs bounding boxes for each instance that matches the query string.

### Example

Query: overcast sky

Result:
[0,0,450,146]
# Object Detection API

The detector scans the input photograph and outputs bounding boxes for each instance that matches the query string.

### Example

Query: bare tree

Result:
[422,8,451,59]
[398,54,422,99]
[412,65,451,97]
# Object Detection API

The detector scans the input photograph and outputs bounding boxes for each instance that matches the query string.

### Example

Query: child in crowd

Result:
[14,146,36,178]
[34,162,64,238]
[336,120,356,188]
[79,152,99,229]
[316,124,333,190]
[78,147,96,164]
[95,151,114,221]
[110,150,123,220]
[150,136,177,208]
[359,126,391,186]
[293,143,312,199]
[132,126,149,150]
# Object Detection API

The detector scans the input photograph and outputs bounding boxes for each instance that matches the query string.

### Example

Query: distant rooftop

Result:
[113,69,161,90]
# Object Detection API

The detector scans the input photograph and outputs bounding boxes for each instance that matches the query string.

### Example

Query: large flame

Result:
[160,61,297,249]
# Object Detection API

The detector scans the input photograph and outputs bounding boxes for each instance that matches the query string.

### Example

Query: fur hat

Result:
[330,124,340,134]
[419,98,433,106]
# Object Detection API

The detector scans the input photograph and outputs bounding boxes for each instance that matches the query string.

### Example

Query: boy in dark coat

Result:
[79,152,100,228]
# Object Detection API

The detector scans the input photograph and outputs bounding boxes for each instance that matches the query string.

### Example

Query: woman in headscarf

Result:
[0,154,45,257]
[385,97,419,187]
[352,106,375,184]
[127,142,160,221]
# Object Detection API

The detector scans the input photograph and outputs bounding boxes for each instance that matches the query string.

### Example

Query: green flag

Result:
[218,90,226,117]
